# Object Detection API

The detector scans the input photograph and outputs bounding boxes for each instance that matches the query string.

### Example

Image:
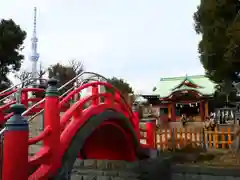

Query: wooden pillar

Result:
[205,101,209,117]
[168,104,171,121]
[172,102,176,121]
[200,100,204,121]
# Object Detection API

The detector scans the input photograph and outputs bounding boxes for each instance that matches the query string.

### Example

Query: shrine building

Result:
[141,75,216,122]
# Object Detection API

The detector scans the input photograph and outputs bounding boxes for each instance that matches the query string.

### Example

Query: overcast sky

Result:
[1,0,203,93]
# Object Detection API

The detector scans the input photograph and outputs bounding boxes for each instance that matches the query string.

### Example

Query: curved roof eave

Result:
[160,88,214,99]
[171,76,204,91]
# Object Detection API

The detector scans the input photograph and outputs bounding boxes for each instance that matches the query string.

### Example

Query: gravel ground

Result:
[182,151,240,166]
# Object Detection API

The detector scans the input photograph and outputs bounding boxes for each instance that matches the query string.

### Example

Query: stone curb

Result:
[172,164,240,176]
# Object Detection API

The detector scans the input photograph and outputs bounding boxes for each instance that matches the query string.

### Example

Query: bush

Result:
[167,140,204,153]
[167,140,215,163]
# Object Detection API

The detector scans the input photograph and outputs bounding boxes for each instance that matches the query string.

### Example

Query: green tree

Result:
[48,60,84,94]
[0,19,26,91]
[214,80,237,107]
[107,77,133,95]
[193,1,240,84]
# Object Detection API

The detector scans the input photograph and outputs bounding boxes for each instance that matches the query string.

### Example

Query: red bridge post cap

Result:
[5,104,28,131]
[10,104,26,114]
[46,78,59,96]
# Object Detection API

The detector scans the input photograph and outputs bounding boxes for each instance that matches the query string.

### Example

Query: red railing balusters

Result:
[92,85,99,105]
[21,90,28,108]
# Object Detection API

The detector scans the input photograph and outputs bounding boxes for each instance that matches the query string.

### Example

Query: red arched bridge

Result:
[0,75,155,180]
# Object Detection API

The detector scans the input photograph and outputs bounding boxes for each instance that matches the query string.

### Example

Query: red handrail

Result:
[0,88,46,123]
[28,126,52,145]
[60,92,134,130]
[59,81,133,117]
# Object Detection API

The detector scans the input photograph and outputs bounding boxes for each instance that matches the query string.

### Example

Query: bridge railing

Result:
[0,88,46,126]
[27,78,135,179]
[25,71,127,124]
[0,78,48,125]
[25,71,131,133]
[59,81,136,130]
[0,77,47,101]
[0,71,132,129]
[0,72,112,130]
[0,72,137,180]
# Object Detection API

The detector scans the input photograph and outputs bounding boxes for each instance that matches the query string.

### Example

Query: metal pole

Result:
[15,88,22,104]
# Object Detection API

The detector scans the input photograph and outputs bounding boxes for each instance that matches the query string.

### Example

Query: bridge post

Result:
[132,103,140,141]
[2,104,28,180]
[43,78,60,166]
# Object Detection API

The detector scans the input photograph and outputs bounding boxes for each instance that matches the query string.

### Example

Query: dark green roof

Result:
[154,75,216,98]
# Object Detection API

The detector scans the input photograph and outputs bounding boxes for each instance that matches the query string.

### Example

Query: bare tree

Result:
[14,70,32,88]
[37,62,47,86]
[68,59,84,75]
[68,59,84,86]
[15,62,48,88]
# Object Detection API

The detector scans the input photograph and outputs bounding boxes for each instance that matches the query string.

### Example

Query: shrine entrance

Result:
[175,102,201,121]
[167,90,208,122]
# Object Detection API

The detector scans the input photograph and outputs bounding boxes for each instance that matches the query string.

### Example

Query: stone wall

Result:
[69,155,240,180]
[69,155,173,180]
[138,156,172,180]
[71,159,140,180]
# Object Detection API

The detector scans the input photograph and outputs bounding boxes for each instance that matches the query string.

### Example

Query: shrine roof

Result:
[153,75,216,98]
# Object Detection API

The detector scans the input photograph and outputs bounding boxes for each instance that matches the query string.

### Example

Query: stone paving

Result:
[28,115,43,155]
